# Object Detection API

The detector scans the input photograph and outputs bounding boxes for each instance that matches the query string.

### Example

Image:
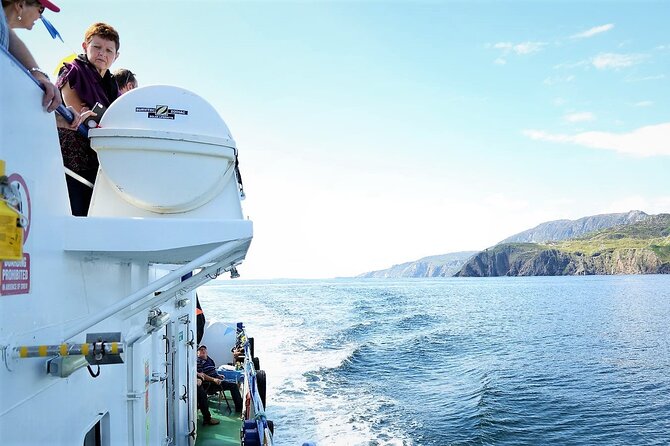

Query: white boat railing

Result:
[62,238,248,342]
[241,330,274,446]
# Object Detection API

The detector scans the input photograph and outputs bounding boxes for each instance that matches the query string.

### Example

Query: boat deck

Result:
[195,395,241,446]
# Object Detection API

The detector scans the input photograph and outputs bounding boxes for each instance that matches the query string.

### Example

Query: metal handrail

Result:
[122,246,248,318]
[12,341,123,359]
[62,239,248,341]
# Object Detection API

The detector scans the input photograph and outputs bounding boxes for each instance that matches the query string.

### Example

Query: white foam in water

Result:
[200,283,412,445]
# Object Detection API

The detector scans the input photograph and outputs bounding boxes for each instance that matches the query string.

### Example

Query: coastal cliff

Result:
[454,245,669,276]
[456,214,670,277]
[357,252,477,278]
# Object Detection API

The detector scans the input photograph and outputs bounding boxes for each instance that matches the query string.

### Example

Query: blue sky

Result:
[19,1,670,279]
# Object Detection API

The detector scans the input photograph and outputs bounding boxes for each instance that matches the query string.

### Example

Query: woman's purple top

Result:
[56,55,119,109]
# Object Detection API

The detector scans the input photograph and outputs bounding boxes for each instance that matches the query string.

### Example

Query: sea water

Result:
[199,275,670,445]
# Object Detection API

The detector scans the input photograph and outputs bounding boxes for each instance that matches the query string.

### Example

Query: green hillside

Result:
[556,214,670,260]
[456,214,670,277]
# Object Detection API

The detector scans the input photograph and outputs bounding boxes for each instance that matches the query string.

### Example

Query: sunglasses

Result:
[26,1,45,14]
[123,71,135,87]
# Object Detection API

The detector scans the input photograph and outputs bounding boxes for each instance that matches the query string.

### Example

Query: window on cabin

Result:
[83,412,109,446]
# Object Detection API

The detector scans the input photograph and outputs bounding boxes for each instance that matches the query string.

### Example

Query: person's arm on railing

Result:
[7,28,61,113]
[2,36,89,135]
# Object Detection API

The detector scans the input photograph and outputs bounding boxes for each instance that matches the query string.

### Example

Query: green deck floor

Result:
[195,394,242,446]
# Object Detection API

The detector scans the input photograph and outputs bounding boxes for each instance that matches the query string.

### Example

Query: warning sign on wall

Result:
[1,253,30,295]
[1,173,31,297]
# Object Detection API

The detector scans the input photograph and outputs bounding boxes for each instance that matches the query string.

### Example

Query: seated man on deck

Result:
[197,345,243,412]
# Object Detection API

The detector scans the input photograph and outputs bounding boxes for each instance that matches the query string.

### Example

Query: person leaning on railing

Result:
[1,0,91,128]
[0,0,61,113]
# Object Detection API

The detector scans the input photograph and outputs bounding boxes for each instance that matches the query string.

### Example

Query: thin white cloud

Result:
[553,97,567,107]
[491,41,547,56]
[494,57,507,65]
[492,42,512,50]
[592,52,646,69]
[571,24,614,39]
[544,75,575,85]
[553,60,589,70]
[634,101,653,107]
[514,41,546,55]
[564,112,595,123]
[625,74,665,82]
[522,122,670,157]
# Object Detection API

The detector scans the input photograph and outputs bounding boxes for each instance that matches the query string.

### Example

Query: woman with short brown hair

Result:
[56,22,122,216]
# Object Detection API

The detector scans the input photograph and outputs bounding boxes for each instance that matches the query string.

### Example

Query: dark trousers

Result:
[65,168,96,216]
[206,380,243,412]
[197,384,213,421]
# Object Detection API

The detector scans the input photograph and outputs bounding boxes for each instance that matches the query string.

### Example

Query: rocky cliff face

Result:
[456,246,670,277]
[500,210,649,244]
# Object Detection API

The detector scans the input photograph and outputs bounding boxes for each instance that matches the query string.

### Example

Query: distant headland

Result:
[358,210,670,277]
